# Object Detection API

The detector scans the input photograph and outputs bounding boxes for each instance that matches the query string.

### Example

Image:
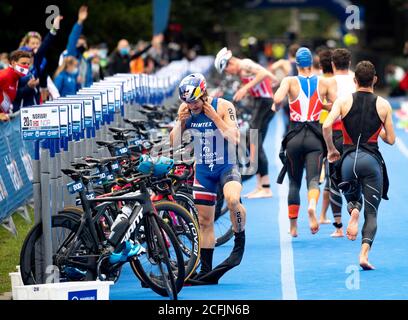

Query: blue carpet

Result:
[110,112,408,300]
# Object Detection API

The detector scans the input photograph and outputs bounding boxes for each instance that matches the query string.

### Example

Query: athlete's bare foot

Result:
[243,187,261,198]
[359,243,375,270]
[346,209,359,241]
[247,188,273,199]
[319,217,331,224]
[308,200,319,234]
[330,228,344,238]
[289,219,298,237]
[359,258,375,270]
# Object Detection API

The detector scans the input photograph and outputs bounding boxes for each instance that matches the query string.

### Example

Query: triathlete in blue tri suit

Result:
[170,73,246,284]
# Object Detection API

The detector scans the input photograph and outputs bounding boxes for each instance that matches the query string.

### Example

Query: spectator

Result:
[108,39,132,75]
[385,64,406,97]
[130,40,149,74]
[59,5,93,88]
[19,31,42,53]
[89,49,104,82]
[144,55,156,74]
[0,53,9,70]
[399,41,408,94]
[54,56,80,97]
[14,16,63,110]
[108,39,153,75]
[0,50,32,121]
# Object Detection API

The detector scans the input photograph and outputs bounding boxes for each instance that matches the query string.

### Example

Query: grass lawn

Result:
[0,210,34,293]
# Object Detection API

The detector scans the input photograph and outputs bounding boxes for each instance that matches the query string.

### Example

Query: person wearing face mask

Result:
[108,39,132,75]
[15,16,63,110]
[54,56,81,97]
[0,50,32,121]
[61,5,93,88]
[108,38,154,76]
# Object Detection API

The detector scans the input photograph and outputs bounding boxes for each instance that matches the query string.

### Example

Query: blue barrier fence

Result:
[0,115,34,222]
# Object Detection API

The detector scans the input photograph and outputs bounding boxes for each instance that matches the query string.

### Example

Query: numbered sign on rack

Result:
[59,105,69,137]
[83,99,94,128]
[71,103,82,133]
[21,105,60,139]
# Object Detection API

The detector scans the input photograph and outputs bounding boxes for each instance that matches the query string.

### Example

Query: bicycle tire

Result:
[130,215,184,299]
[20,214,96,285]
[57,208,122,282]
[154,200,200,280]
[215,225,234,247]
[174,191,199,225]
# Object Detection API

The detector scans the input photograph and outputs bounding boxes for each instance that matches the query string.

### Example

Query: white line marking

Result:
[396,137,408,159]
[275,113,298,300]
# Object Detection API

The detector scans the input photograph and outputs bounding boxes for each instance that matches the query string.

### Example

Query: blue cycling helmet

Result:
[295,47,313,68]
[178,73,207,103]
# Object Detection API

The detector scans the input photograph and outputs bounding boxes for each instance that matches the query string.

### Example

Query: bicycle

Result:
[20,167,185,300]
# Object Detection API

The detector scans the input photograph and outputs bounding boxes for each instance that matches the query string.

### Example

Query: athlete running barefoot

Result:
[215,47,277,199]
[323,61,395,270]
[317,48,334,226]
[171,73,246,283]
[272,47,337,237]
[325,48,356,238]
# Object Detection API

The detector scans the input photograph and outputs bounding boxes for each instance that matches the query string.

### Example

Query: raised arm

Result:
[66,6,88,57]
[234,59,277,102]
[270,59,291,76]
[170,103,189,147]
[203,99,240,145]
[36,16,63,65]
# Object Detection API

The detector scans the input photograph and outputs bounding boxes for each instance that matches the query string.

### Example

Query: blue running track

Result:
[110,112,408,300]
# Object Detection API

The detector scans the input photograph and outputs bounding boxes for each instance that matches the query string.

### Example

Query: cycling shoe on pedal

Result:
[109,240,145,264]
[63,266,87,281]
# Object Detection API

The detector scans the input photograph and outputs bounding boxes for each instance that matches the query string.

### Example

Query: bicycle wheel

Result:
[155,201,200,280]
[130,215,185,299]
[57,208,122,282]
[20,214,96,285]
[174,191,199,224]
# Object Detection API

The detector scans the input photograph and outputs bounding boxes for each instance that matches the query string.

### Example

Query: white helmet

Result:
[214,47,232,73]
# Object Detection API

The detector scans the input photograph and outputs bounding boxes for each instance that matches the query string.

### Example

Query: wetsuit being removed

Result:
[185,97,245,285]
[340,91,388,247]
[285,75,325,223]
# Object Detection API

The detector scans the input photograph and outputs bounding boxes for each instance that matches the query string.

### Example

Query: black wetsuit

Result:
[249,97,274,177]
[286,121,324,207]
[326,130,344,219]
[340,91,389,247]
